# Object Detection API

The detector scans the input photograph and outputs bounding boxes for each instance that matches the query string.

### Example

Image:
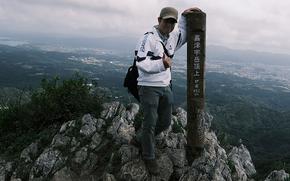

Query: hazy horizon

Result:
[1,0,290,55]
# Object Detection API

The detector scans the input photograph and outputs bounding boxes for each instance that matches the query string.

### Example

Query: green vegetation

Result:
[0,74,103,158]
[172,120,184,134]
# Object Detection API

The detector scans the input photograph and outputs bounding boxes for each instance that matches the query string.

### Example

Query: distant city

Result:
[1,36,290,92]
[206,59,290,91]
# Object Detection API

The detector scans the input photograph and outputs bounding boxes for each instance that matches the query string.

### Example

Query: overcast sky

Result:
[1,0,290,54]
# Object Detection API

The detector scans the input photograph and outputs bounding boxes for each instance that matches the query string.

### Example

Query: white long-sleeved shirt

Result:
[135,15,187,87]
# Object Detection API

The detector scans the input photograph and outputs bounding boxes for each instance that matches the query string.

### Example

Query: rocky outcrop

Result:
[0,101,288,181]
[228,144,256,180]
[0,160,13,181]
[179,111,256,181]
[264,170,289,181]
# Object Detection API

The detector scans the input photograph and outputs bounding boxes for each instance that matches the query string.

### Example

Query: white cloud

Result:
[0,0,290,54]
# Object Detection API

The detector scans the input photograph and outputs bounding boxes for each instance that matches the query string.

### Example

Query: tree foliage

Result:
[0,74,103,156]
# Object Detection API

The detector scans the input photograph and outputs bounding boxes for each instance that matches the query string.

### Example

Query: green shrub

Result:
[172,121,184,133]
[29,74,102,127]
[0,74,103,157]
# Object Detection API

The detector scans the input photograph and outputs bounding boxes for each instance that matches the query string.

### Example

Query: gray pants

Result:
[138,85,173,160]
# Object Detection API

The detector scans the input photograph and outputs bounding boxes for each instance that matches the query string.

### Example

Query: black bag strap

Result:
[159,41,174,58]
[159,41,173,90]
[132,50,138,67]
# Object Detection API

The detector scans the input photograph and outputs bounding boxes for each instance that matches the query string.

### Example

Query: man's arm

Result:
[174,15,187,51]
[174,7,202,51]
[135,34,167,73]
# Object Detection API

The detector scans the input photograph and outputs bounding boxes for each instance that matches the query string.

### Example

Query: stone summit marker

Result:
[186,10,206,162]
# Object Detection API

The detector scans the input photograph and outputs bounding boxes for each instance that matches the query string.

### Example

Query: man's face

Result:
[158,18,176,35]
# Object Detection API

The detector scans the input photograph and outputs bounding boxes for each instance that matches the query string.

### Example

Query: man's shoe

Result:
[144,159,160,176]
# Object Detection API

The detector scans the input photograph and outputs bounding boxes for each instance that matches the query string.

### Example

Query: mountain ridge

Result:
[0,101,289,181]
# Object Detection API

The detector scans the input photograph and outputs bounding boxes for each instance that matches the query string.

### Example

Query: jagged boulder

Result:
[179,112,255,181]
[20,142,39,163]
[27,113,106,180]
[13,142,43,180]
[175,107,187,127]
[80,114,98,137]
[118,153,174,181]
[102,172,117,181]
[29,148,67,180]
[119,159,148,180]
[101,101,126,120]
[264,170,289,181]
[124,103,140,123]
[90,132,102,149]
[59,119,77,134]
[118,145,140,164]
[228,144,256,180]
[51,167,74,181]
[106,115,135,144]
[0,160,14,181]
[180,131,232,181]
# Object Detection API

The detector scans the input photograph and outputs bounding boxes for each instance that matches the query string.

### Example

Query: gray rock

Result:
[81,153,98,176]
[51,167,73,181]
[118,145,140,164]
[0,162,6,181]
[173,166,190,180]
[20,142,39,163]
[119,153,173,180]
[80,114,97,137]
[203,112,213,132]
[90,132,102,150]
[157,153,174,181]
[180,131,232,181]
[5,161,13,174]
[106,116,122,135]
[175,107,187,128]
[125,103,140,123]
[102,172,116,181]
[51,134,71,149]
[119,159,148,180]
[107,116,135,144]
[59,120,77,134]
[117,103,127,119]
[29,148,67,179]
[165,148,187,168]
[0,161,15,181]
[162,133,187,149]
[73,147,88,164]
[10,175,22,181]
[264,170,289,181]
[228,144,256,180]
[96,118,106,132]
[101,101,123,120]
[70,137,80,153]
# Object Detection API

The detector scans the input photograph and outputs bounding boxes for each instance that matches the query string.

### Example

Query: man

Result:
[131,6,201,175]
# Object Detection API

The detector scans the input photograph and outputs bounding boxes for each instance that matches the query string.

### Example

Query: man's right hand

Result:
[163,53,172,69]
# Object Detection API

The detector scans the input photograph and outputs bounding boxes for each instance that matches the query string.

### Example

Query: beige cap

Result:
[159,7,178,22]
